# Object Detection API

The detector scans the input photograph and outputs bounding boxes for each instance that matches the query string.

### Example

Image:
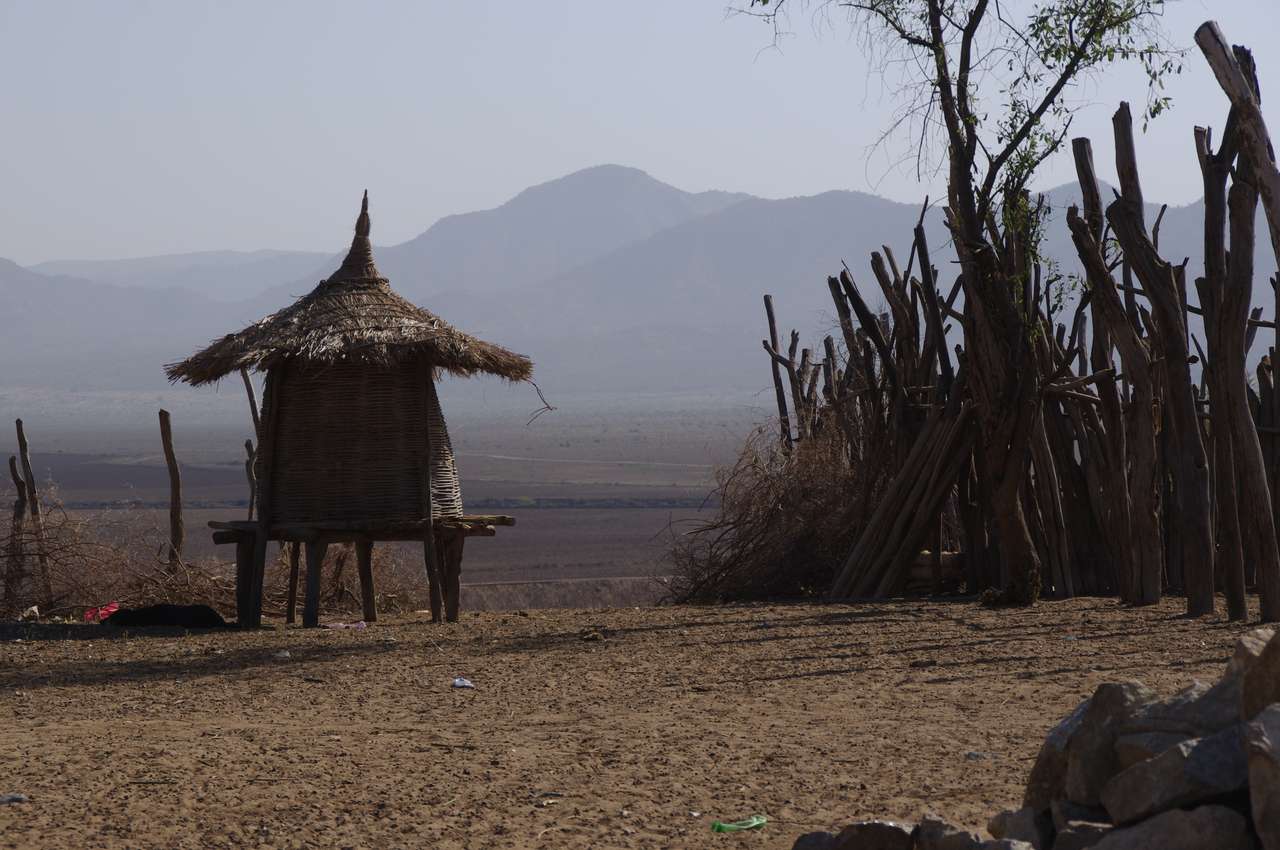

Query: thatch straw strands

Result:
[166,192,532,386]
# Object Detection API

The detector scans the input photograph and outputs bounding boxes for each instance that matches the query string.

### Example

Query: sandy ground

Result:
[0,597,1262,849]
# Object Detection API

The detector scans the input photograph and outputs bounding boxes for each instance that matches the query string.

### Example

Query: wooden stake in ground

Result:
[3,456,27,614]
[14,420,51,607]
[158,409,184,571]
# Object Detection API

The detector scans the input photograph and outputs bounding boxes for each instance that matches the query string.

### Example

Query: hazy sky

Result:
[1,0,1276,265]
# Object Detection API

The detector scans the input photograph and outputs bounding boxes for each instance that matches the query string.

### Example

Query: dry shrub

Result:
[1,481,433,622]
[668,418,890,602]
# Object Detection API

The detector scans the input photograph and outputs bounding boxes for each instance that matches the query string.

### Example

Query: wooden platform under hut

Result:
[166,192,533,628]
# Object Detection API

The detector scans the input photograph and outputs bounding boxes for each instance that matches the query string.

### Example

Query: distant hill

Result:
[1,165,1253,412]
[33,250,332,303]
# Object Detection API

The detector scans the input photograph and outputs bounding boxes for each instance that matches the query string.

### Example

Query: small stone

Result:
[0,793,29,805]
[831,820,913,850]
[987,807,1048,849]
[1100,723,1248,824]
[1089,805,1252,849]
[979,842,1033,850]
[1025,697,1092,811]
[1052,822,1112,850]
[1065,683,1157,807]
[914,814,982,850]
[1112,731,1187,770]
[1247,704,1280,850]
[1243,626,1280,720]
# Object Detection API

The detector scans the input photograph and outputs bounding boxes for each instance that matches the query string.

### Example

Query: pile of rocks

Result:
[793,626,1280,850]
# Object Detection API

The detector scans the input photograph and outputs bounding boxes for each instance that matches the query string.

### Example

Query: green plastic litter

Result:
[711,815,767,833]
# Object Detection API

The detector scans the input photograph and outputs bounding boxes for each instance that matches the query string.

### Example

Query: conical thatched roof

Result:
[166,192,533,386]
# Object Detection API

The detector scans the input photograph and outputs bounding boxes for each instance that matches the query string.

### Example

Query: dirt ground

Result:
[0,597,1262,849]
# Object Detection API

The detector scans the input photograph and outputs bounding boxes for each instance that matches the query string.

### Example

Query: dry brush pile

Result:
[673,22,1280,623]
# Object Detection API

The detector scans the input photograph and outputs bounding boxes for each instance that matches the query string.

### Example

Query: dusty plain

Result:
[0,597,1261,849]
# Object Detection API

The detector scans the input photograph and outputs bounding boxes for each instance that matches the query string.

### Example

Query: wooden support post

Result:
[240,366,261,437]
[234,535,254,627]
[244,440,256,521]
[285,541,300,624]
[419,360,441,623]
[444,535,465,623]
[14,420,51,606]
[427,543,444,624]
[356,539,377,622]
[302,541,328,628]
[248,366,285,629]
[158,409,184,571]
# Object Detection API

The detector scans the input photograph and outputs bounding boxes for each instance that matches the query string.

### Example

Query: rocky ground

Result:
[0,597,1265,849]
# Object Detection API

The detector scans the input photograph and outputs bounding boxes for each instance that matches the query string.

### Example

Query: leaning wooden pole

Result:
[763,295,793,448]
[158,409,184,571]
[14,420,51,606]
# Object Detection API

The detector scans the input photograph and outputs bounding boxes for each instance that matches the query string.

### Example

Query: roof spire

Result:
[355,189,371,239]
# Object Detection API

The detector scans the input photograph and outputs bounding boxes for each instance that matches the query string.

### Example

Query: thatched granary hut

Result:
[167,192,531,628]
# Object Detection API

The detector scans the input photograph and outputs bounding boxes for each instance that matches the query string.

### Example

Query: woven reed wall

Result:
[263,360,463,524]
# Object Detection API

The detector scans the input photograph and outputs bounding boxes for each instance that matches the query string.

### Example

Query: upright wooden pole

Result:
[244,440,257,521]
[248,367,285,628]
[158,409,184,571]
[302,541,328,628]
[419,360,441,623]
[444,535,464,623]
[4,457,27,614]
[240,366,261,436]
[285,541,300,624]
[356,539,377,622]
[14,420,50,606]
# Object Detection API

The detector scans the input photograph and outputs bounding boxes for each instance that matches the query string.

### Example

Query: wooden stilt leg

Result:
[356,539,377,622]
[234,535,254,628]
[249,531,269,628]
[303,541,328,628]
[425,532,443,624]
[285,541,300,625]
[445,535,464,623]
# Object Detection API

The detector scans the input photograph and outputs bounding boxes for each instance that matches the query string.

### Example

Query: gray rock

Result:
[1243,625,1280,721]
[915,814,983,850]
[1051,822,1112,850]
[1226,627,1275,679]
[1100,721,1249,824]
[1100,723,1248,824]
[1025,697,1093,811]
[1121,678,1237,739]
[988,807,1048,849]
[1113,731,1188,770]
[831,820,914,850]
[1065,683,1157,806]
[791,831,837,850]
[0,793,28,805]
[1049,800,1109,832]
[980,842,1034,850]
[1247,704,1280,850]
[1089,805,1252,849]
